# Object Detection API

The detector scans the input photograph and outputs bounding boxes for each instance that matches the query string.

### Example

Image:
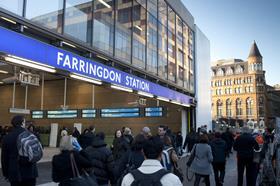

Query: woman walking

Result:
[190,134,213,186]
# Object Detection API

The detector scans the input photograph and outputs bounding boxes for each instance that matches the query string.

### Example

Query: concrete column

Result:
[74,123,82,134]
[181,109,187,144]
[49,123,58,147]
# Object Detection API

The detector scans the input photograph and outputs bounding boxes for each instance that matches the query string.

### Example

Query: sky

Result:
[182,0,280,86]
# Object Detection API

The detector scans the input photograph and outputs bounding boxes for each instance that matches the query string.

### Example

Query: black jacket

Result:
[82,138,115,185]
[1,126,38,182]
[112,137,129,161]
[233,133,259,159]
[52,150,92,185]
[78,132,95,149]
[210,138,227,163]
[117,150,144,177]
[176,134,183,147]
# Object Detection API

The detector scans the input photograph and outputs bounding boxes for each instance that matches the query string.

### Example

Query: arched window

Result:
[226,67,233,75]
[258,97,264,117]
[236,98,242,116]
[217,68,224,76]
[226,99,232,117]
[211,70,215,77]
[217,100,223,118]
[246,98,253,116]
[235,65,244,74]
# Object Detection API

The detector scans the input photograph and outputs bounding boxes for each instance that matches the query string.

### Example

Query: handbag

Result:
[186,144,196,167]
[253,149,261,163]
[67,153,98,186]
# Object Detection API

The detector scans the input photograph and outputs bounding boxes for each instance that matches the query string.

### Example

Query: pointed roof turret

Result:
[248,41,262,58]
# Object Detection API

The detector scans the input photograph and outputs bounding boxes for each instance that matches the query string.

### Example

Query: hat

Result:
[142,127,151,134]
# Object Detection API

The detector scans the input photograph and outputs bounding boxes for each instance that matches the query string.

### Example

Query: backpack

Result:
[17,130,43,163]
[130,169,169,186]
[117,152,136,186]
[161,147,174,171]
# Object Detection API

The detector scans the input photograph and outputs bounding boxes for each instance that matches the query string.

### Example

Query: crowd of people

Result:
[1,115,278,186]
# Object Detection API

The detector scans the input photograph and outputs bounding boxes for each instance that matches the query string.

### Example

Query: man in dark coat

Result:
[210,132,227,186]
[233,126,259,186]
[78,126,96,149]
[82,132,115,185]
[1,115,38,186]
[222,127,234,156]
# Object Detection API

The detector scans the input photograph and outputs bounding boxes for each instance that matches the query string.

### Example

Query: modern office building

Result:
[0,0,208,139]
[211,42,267,129]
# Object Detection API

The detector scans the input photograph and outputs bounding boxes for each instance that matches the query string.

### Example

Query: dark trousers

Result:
[212,162,226,186]
[10,179,36,186]
[194,173,210,186]
[237,157,255,186]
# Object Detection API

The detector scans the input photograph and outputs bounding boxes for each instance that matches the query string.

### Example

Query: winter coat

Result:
[210,138,227,163]
[78,132,95,149]
[112,137,129,161]
[82,138,115,185]
[190,143,213,175]
[233,133,259,159]
[52,150,92,185]
[1,126,38,182]
[117,150,144,178]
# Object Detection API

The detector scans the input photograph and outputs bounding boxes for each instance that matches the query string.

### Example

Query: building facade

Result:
[195,25,211,130]
[211,42,266,129]
[0,0,207,137]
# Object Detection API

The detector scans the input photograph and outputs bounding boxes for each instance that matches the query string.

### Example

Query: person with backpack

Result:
[161,135,178,171]
[1,115,42,186]
[121,136,182,186]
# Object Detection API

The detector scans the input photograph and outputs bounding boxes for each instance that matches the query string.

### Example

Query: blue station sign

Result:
[0,26,192,105]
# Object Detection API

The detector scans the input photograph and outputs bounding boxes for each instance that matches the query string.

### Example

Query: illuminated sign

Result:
[0,26,192,105]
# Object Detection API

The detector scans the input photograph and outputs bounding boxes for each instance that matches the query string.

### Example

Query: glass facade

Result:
[115,0,132,63]
[0,0,195,93]
[132,0,146,69]
[64,0,92,44]
[93,0,114,54]
[25,0,64,33]
[0,0,24,16]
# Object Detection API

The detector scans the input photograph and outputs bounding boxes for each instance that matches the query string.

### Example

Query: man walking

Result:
[233,126,259,186]
[210,132,227,186]
[1,115,39,186]
[121,136,182,186]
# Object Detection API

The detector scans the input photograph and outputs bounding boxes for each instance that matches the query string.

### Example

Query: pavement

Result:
[0,148,241,186]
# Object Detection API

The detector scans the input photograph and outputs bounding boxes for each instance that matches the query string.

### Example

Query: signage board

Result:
[0,26,192,105]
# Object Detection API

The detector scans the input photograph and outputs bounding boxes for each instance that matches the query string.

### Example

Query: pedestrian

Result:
[210,132,227,186]
[233,126,260,186]
[121,136,182,186]
[157,125,167,142]
[82,132,115,185]
[189,134,213,186]
[141,126,152,139]
[72,127,80,139]
[117,134,145,185]
[161,135,178,171]
[52,135,93,185]
[183,128,199,153]
[123,127,133,145]
[1,115,39,186]
[78,126,96,149]
[112,129,129,162]
[60,126,68,137]
[222,127,234,156]
[175,131,183,156]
